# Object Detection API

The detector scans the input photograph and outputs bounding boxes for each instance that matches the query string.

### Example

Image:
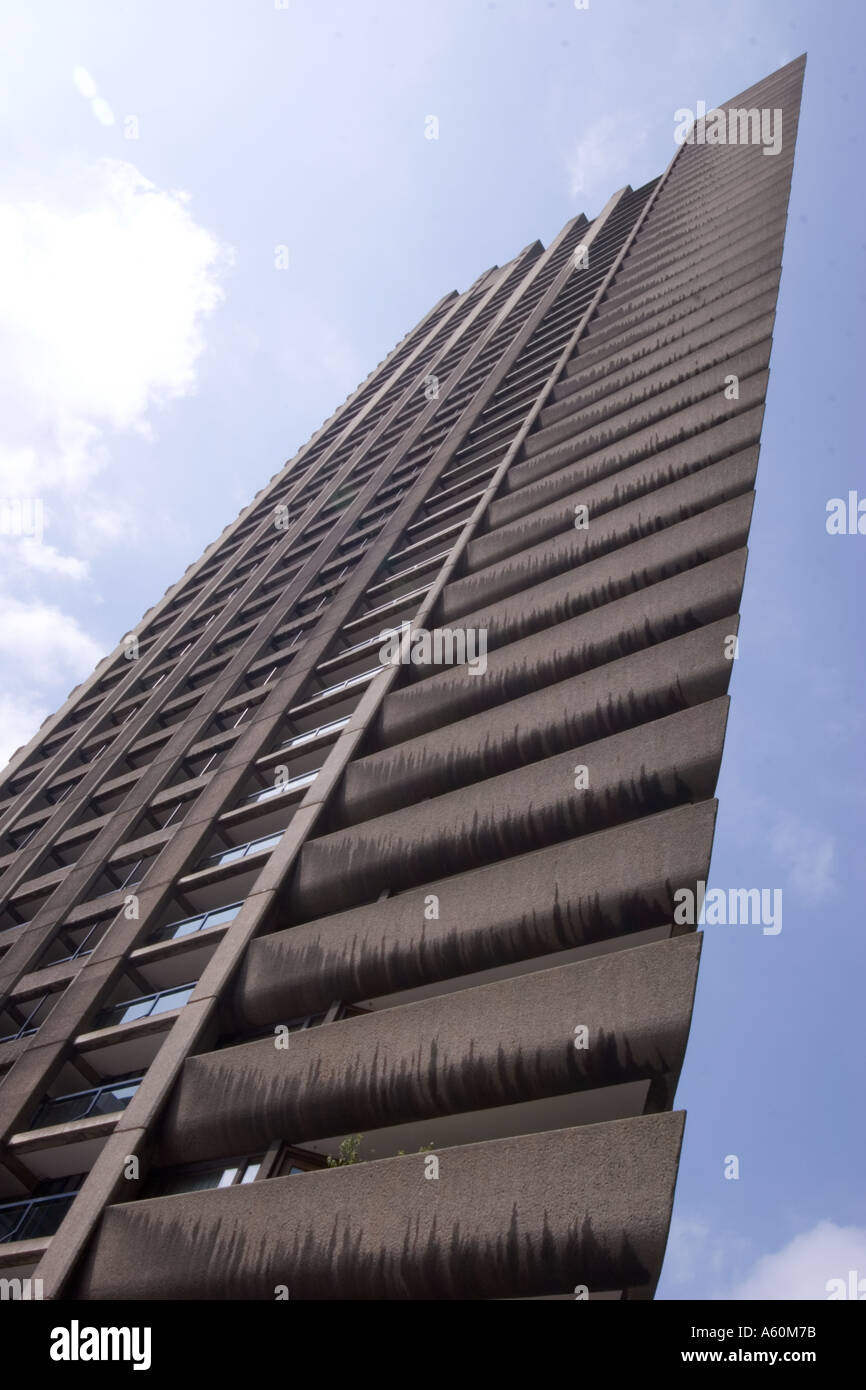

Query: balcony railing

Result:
[49,921,105,965]
[203,831,283,868]
[308,666,384,704]
[147,902,242,945]
[276,716,349,753]
[92,983,195,1031]
[0,994,53,1044]
[242,770,319,805]
[0,1192,77,1244]
[219,1011,324,1049]
[0,918,30,937]
[30,1077,143,1130]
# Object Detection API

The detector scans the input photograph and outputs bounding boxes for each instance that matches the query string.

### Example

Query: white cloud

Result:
[0,598,103,770]
[0,157,229,765]
[768,812,836,900]
[14,537,89,579]
[72,66,115,127]
[90,96,115,127]
[0,597,102,687]
[664,1217,866,1301]
[72,67,98,100]
[0,693,51,771]
[567,112,648,200]
[0,158,228,484]
[725,791,837,902]
[732,1222,866,1300]
[664,1216,753,1293]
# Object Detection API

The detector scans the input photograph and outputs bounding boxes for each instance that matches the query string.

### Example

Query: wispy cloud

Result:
[664,1216,866,1300]
[725,789,837,902]
[0,158,229,492]
[72,65,115,127]
[0,597,102,686]
[0,157,231,765]
[0,597,103,765]
[566,111,648,200]
[0,693,51,772]
[731,1221,866,1300]
[663,1215,754,1296]
[16,537,89,580]
[767,812,836,900]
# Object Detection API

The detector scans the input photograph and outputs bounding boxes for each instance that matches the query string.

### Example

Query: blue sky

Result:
[0,0,863,1299]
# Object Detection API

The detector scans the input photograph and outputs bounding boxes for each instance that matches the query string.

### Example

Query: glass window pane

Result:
[204,904,241,928]
[212,845,245,865]
[36,1093,91,1126]
[150,986,192,1016]
[173,915,203,939]
[118,998,154,1024]
[91,1082,139,1115]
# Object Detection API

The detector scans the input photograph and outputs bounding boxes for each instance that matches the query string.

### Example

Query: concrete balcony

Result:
[230,799,714,1024]
[522,315,773,461]
[75,1111,685,1300]
[158,934,700,1167]
[401,493,753,686]
[293,697,728,918]
[461,417,756,581]
[336,620,735,826]
[376,549,747,747]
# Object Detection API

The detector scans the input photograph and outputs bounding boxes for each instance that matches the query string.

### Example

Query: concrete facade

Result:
[0,57,804,1299]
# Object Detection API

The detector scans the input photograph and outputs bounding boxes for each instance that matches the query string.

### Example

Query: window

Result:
[202,830,284,869]
[277,1146,328,1176]
[144,1154,264,1197]
[90,854,152,898]
[173,749,221,784]
[275,716,349,752]
[5,824,38,852]
[241,768,320,806]
[135,800,186,835]
[46,781,76,806]
[147,901,242,944]
[80,741,110,766]
[0,991,61,1044]
[30,1074,143,1129]
[0,1175,83,1243]
[39,919,109,967]
[91,983,195,1031]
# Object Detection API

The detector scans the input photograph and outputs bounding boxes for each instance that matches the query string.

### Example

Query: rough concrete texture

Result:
[294,698,729,917]
[447,445,757,618]
[76,1112,686,1300]
[159,935,700,1165]
[232,800,716,1024]
[338,618,736,824]
[378,549,747,746]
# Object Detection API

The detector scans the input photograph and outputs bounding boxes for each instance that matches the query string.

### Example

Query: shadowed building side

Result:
[0,56,804,1303]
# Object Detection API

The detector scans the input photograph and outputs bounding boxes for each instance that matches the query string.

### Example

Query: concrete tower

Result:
[0,56,804,1300]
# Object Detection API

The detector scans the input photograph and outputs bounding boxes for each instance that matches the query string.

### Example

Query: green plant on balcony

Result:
[326,1134,363,1167]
